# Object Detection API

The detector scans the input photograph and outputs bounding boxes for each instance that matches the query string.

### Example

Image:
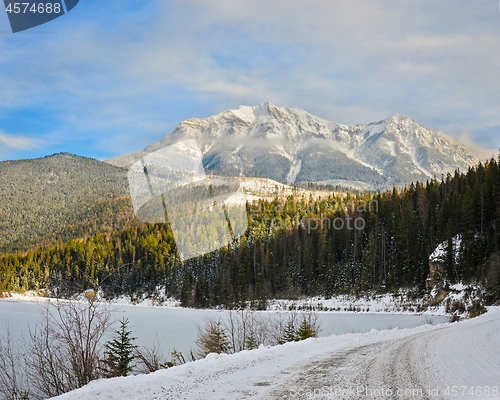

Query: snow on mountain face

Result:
[110,103,479,189]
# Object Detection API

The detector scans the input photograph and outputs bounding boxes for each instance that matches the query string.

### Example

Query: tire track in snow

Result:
[267,310,500,400]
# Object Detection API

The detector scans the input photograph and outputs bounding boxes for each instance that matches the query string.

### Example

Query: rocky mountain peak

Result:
[107,104,479,190]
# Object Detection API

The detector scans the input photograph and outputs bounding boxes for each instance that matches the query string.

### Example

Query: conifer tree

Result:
[245,332,259,350]
[295,318,317,341]
[101,318,138,377]
[195,320,231,357]
[281,320,296,343]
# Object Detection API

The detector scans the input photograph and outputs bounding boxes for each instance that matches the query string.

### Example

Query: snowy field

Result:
[50,306,500,400]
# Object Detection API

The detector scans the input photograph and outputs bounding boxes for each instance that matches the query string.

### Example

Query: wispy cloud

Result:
[0,131,44,151]
[0,0,499,160]
[456,132,498,162]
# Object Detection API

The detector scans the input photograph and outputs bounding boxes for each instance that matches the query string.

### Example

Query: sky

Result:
[0,0,499,162]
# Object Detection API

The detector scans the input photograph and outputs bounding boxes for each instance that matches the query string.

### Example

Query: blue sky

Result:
[0,0,499,161]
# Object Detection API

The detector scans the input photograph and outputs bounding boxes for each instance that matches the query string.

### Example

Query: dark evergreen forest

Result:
[1,159,500,306]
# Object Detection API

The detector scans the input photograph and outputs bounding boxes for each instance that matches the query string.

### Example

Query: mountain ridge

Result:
[106,103,479,189]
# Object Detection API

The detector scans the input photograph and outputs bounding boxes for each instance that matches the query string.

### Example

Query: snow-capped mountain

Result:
[106,103,479,189]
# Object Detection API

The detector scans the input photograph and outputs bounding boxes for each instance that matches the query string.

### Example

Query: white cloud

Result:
[438,130,498,162]
[456,132,498,162]
[0,0,500,157]
[0,131,43,150]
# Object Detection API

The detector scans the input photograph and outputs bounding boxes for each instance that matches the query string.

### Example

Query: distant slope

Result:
[106,103,479,190]
[0,153,132,252]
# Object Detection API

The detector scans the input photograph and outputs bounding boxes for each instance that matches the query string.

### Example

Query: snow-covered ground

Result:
[3,283,484,317]
[1,290,181,308]
[51,307,500,400]
[0,291,450,316]
[267,293,436,315]
[268,284,486,317]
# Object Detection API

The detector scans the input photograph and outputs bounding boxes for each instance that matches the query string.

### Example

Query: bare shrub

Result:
[223,310,269,352]
[134,336,168,374]
[0,328,30,400]
[23,297,114,399]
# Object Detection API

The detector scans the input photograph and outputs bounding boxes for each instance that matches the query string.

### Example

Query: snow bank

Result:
[50,321,447,400]
[50,308,500,400]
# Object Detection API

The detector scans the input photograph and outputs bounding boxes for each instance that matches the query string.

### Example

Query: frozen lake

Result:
[0,299,448,359]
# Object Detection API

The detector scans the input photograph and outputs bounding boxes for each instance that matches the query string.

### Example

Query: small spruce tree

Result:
[245,332,258,350]
[101,318,138,377]
[295,318,317,341]
[195,320,231,357]
[281,320,297,343]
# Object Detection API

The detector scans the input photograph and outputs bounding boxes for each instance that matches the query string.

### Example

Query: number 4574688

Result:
[5,3,62,14]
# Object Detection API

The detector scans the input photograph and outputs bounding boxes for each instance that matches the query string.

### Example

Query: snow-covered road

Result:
[52,308,500,400]
[270,308,500,399]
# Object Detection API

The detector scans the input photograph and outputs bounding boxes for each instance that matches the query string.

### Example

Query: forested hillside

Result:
[0,153,133,252]
[1,158,499,305]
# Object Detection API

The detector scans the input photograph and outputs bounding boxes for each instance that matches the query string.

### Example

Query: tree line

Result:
[1,158,499,306]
